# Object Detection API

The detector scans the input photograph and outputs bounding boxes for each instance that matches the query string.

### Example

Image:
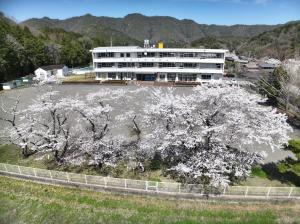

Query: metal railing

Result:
[0,163,299,200]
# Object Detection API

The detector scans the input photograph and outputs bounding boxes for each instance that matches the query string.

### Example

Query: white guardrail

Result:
[0,163,299,200]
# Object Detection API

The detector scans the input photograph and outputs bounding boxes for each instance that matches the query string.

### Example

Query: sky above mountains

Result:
[0,0,299,25]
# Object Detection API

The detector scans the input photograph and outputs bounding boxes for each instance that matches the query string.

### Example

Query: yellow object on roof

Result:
[158,42,164,49]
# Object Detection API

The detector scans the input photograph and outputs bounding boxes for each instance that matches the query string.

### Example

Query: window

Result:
[200,63,219,69]
[216,53,223,58]
[97,63,115,68]
[183,63,197,68]
[167,74,176,81]
[118,63,135,68]
[159,74,165,80]
[108,73,117,80]
[198,53,223,59]
[139,63,154,67]
[179,53,194,58]
[126,53,130,57]
[201,74,211,80]
[137,52,155,58]
[159,63,176,67]
[159,52,176,57]
[98,52,114,58]
[120,53,124,57]
[178,74,197,81]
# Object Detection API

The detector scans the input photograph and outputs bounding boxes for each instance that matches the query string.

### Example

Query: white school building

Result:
[91,44,227,82]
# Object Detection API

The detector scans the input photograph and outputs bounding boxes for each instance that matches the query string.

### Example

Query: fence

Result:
[0,162,299,200]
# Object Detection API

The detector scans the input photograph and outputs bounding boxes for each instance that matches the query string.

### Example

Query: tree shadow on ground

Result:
[262,162,300,186]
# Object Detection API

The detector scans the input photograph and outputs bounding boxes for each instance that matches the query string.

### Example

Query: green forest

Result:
[0,14,101,83]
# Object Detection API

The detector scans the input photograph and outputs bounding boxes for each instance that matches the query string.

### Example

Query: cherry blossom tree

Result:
[19,91,78,162]
[0,95,38,157]
[1,88,130,166]
[142,85,292,187]
[65,89,123,167]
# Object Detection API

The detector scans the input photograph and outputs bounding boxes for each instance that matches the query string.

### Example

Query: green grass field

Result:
[0,176,299,224]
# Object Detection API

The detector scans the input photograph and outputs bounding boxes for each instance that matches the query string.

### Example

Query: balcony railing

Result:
[94,55,224,59]
[96,66,222,70]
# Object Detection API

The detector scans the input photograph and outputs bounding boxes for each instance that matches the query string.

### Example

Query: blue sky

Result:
[0,0,299,25]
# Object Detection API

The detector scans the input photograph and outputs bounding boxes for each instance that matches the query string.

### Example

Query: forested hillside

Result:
[0,13,118,83]
[191,22,300,59]
[191,36,247,51]
[238,21,300,60]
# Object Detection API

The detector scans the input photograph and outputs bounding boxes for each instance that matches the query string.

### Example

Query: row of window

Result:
[108,73,135,80]
[99,73,213,81]
[160,74,210,81]
[96,63,222,69]
[95,52,224,59]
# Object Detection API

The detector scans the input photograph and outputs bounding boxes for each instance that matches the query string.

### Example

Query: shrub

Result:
[251,166,267,178]
[277,163,289,173]
[288,139,300,155]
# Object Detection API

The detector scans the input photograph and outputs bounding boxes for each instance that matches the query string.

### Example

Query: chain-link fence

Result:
[0,163,299,200]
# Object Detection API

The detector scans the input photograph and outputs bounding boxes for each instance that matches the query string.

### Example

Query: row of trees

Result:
[1,84,291,187]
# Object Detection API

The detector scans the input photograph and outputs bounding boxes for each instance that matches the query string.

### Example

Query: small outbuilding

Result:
[258,63,276,70]
[264,58,281,67]
[1,79,23,90]
[34,65,68,80]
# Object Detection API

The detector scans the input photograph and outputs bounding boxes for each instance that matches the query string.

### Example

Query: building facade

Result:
[91,46,227,82]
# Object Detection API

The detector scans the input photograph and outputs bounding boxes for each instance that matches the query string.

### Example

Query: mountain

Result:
[21,13,280,46]
[238,21,300,60]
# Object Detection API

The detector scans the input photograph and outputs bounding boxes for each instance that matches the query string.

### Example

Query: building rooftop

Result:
[39,64,66,71]
[265,58,281,65]
[93,46,141,50]
[90,46,228,53]
[258,63,276,68]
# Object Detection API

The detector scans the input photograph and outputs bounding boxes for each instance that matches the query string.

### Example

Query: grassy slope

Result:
[0,175,299,224]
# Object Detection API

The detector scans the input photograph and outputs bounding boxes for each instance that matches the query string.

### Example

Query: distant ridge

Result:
[20,13,281,46]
